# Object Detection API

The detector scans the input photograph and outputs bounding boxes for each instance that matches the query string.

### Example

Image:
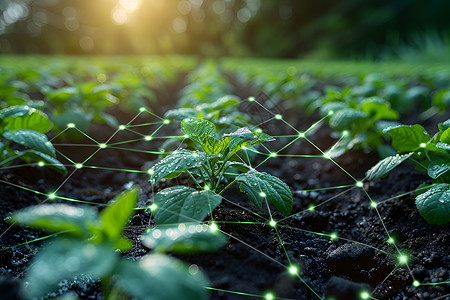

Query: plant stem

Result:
[187,170,202,189]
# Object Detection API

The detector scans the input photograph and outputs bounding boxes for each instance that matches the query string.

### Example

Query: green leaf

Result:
[203,137,225,154]
[181,118,216,147]
[428,159,450,179]
[116,254,208,300]
[385,124,430,153]
[366,153,412,180]
[3,129,56,157]
[142,223,227,254]
[9,204,98,238]
[225,161,251,173]
[236,170,293,216]
[222,128,274,156]
[328,109,368,131]
[0,105,52,133]
[99,187,138,250]
[52,109,92,133]
[441,128,450,144]
[415,184,450,225]
[153,186,221,225]
[25,238,118,298]
[360,101,399,120]
[19,150,67,173]
[150,150,218,183]
[100,112,119,129]
[164,108,197,120]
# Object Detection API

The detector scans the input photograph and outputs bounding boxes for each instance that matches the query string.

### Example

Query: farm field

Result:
[0,55,449,300]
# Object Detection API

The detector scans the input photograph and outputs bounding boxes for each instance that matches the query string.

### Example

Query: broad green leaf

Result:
[428,159,450,179]
[415,184,450,225]
[181,118,216,147]
[222,128,274,156]
[153,186,221,225]
[19,150,67,173]
[52,109,92,133]
[236,170,293,216]
[366,153,412,180]
[3,129,56,157]
[142,223,227,254]
[10,204,98,238]
[223,127,254,140]
[25,239,118,298]
[203,137,225,154]
[385,124,430,153]
[99,187,138,251]
[1,106,53,133]
[150,150,218,183]
[441,128,450,144]
[116,254,208,300]
[360,101,399,120]
[225,161,251,173]
[328,109,368,131]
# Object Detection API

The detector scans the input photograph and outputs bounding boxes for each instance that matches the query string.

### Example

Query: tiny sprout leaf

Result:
[153,186,222,225]
[385,124,430,153]
[3,129,56,157]
[366,153,412,180]
[150,150,218,183]
[25,239,118,298]
[99,187,138,250]
[0,105,53,133]
[441,127,450,144]
[9,204,98,238]
[181,118,216,147]
[236,170,293,216]
[116,254,208,300]
[428,159,450,179]
[415,184,450,225]
[142,223,227,254]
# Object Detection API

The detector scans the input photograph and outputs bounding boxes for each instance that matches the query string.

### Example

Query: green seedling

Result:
[149,118,293,225]
[366,119,450,225]
[10,187,223,299]
[0,105,66,173]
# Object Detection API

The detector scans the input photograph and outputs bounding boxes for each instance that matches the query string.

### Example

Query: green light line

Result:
[294,184,354,193]
[204,287,294,300]
[83,165,147,173]
[1,232,62,251]
[125,121,163,128]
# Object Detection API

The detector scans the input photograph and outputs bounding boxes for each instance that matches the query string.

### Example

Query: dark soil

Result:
[1,77,449,300]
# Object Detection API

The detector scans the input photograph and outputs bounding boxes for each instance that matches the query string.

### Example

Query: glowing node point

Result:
[209,222,218,232]
[298,132,305,138]
[264,293,275,300]
[163,119,170,124]
[356,181,364,188]
[288,265,298,275]
[99,143,107,149]
[275,114,282,120]
[323,152,331,159]
[67,123,76,128]
[328,110,334,116]
[37,161,45,167]
[147,168,154,175]
[149,203,157,211]
[144,136,153,141]
[387,237,395,244]
[269,152,277,158]
[370,201,377,208]
[413,280,420,287]
[398,254,408,265]
[255,128,262,133]
[308,204,315,212]
[269,219,277,228]
[242,146,247,150]
[204,185,210,191]
[139,107,146,112]
[259,192,266,198]
[248,96,255,102]
[48,193,56,200]
[342,130,349,136]
[330,232,338,241]
[45,142,51,146]
[360,291,370,300]
[75,163,83,169]
[419,143,426,148]
[118,125,126,130]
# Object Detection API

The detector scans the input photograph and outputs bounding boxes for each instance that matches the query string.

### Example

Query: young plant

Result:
[10,187,223,299]
[149,118,293,225]
[366,119,450,225]
[0,105,66,173]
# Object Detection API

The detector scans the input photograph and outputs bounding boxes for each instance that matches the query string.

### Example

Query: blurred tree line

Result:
[1,0,449,59]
